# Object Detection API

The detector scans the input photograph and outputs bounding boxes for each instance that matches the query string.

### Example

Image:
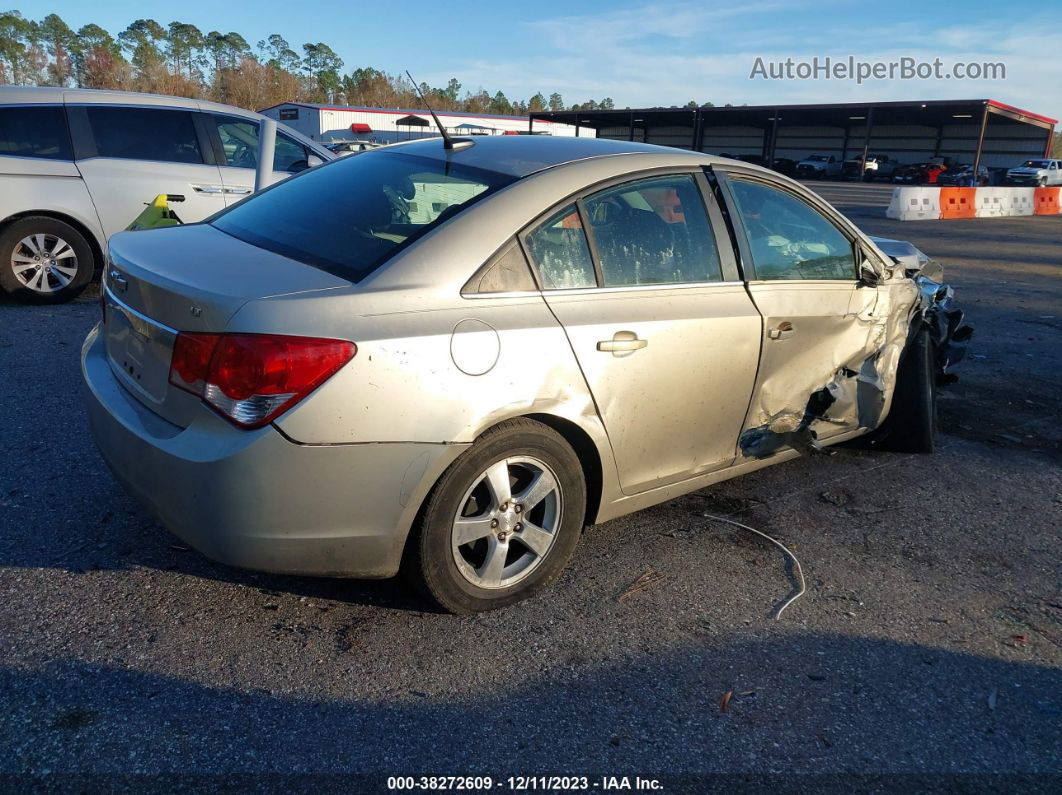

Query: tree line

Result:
[0,10,633,115]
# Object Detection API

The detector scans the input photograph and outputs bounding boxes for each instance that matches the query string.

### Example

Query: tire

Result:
[407,418,586,614]
[869,328,937,453]
[0,216,94,304]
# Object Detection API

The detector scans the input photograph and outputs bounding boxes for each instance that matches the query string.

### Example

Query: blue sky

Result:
[17,0,1062,121]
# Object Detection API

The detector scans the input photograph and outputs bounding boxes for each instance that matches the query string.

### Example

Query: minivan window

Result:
[0,106,72,160]
[86,107,202,164]
[211,151,516,282]
[214,116,312,172]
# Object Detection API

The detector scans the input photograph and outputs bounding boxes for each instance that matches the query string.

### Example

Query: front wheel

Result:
[0,216,94,304]
[867,328,937,453]
[407,418,586,614]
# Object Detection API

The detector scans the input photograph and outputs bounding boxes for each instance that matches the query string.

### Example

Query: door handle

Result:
[223,186,253,195]
[767,321,795,340]
[191,184,224,195]
[597,331,648,353]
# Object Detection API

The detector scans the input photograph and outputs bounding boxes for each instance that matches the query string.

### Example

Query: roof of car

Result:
[0,85,260,119]
[379,135,724,178]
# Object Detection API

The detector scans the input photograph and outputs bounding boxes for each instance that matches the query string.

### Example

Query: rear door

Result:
[208,114,319,202]
[525,171,762,495]
[717,171,888,457]
[69,104,226,236]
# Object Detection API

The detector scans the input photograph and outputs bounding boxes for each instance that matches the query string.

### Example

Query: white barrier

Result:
[1006,187,1036,217]
[975,187,1008,218]
[887,186,1058,220]
[886,187,940,221]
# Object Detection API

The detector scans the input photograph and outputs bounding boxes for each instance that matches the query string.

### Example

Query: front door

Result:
[73,105,226,236]
[720,173,888,458]
[525,173,762,495]
[209,115,315,203]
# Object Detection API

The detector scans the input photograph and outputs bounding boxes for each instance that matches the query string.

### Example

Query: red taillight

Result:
[169,333,356,429]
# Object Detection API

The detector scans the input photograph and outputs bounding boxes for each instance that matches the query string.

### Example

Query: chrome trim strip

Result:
[541,280,747,297]
[103,284,179,339]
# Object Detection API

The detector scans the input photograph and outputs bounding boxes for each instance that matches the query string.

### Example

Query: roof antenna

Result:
[406,71,474,151]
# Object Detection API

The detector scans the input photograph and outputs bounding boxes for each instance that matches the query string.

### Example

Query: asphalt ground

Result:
[1,192,1060,789]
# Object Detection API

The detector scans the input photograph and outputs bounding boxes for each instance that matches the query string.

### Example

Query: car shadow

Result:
[3,631,1060,776]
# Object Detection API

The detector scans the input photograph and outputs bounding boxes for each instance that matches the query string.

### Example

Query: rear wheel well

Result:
[524,413,603,527]
[1,211,104,279]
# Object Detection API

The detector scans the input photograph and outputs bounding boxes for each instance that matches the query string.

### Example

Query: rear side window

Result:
[211,150,515,283]
[524,205,596,289]
[86,107,202,164]
[0,106,72,160]
[583,174,722,286]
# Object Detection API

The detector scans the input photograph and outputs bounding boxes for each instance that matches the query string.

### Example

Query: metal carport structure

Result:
[529,99,1057,175]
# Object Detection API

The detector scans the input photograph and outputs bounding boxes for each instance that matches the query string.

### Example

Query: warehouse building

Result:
[259,102,581,144]
[529,99,1056,175]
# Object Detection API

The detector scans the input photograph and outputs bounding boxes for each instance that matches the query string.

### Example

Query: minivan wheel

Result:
[0,216,94,304]
[408,418,586,614]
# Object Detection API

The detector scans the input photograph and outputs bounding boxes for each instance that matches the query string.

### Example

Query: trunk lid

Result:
[103,223,350,427]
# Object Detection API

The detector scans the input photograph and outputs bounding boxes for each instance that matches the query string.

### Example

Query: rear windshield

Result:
[211,150,516,282]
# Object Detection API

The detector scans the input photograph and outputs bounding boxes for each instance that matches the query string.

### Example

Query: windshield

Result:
[808,155,829,161]
[1021,160,1049,168]
[211,150,516,282]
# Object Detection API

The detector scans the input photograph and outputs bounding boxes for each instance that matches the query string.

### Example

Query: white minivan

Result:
[0,86,333,303]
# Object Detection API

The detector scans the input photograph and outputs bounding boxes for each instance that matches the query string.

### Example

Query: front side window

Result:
[214,116,311,173]
[727,179,856,281]
[211,150,515,283]
[0,106,72,160]
[583,174,722,286]
[86,107,202,164]
[524,205,596,289]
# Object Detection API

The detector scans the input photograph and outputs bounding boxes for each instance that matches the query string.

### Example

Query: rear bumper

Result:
[81,324,465,578]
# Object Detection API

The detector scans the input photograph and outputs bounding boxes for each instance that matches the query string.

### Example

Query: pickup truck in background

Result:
[1005,159,1062,186]
[843,154,897,181]
[795,153,842,179]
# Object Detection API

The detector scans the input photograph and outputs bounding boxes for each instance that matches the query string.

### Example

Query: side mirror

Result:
[307,154,324,167]
[857,249,883,287]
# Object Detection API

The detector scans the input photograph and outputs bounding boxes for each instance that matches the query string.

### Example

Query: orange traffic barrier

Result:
[938,187,977,219]
[1033,187,1061,215]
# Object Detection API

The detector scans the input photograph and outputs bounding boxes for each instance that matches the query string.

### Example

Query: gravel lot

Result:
[1,194,1060,786]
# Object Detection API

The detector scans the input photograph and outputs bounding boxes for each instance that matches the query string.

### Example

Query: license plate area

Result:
[104,286,177,405]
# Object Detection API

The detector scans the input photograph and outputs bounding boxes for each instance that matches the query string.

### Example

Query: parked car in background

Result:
[893,162,949,185]
[795,153,842,179]
[892,163,929,184]
[0,86,333,304]
[843,154,896,181]
[938,164,990,187]
[769,158,798,178]
[83,136,968,613]
[326,140,381,156]
[1005,158,1062,186]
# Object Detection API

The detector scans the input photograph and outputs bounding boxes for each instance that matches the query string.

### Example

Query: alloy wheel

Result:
[451,456,562,589]
[11,233,79,294]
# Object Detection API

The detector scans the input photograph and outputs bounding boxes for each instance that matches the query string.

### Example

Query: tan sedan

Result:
[83,136,968,612]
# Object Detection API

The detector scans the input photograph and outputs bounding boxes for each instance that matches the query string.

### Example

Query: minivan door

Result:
[209,115,318,203]
[528,173,761,496]
[69,105,227,236]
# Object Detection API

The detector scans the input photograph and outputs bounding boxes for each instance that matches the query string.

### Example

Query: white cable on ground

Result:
[702,512,806,620]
